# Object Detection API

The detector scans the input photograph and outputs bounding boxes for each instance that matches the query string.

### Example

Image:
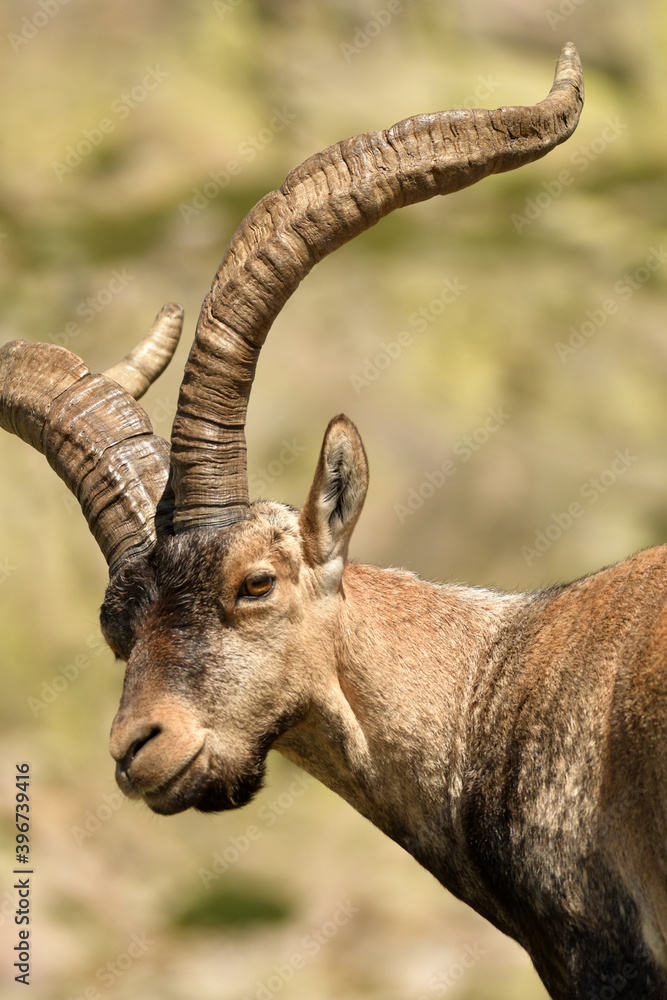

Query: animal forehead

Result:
[101,502,303,642]
[154,502,302,589]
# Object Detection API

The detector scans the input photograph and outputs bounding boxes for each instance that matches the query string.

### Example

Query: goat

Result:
[2,44,665,999]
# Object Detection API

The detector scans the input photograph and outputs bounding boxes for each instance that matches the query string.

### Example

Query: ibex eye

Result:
[239,574,275,599]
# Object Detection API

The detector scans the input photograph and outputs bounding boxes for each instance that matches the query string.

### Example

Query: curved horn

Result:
[169,43,584,533]
[0,304,183,574]
[104,302,184,401]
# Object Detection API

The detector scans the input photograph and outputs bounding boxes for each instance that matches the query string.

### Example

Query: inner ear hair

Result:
[300,415,369,566]
[323,437,361,528]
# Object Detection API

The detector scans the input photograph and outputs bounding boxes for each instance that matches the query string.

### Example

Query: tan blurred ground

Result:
[1,2,666,998]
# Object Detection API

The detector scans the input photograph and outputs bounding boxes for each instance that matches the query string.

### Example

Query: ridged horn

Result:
[0,304,183,574]
[169,43,584,533]
[104,302,184,400]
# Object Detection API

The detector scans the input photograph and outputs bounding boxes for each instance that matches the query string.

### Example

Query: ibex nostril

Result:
[115,724,163,773]
[127,726,162,764]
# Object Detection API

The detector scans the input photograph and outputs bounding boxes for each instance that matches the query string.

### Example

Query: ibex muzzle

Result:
[4,45,667,1000]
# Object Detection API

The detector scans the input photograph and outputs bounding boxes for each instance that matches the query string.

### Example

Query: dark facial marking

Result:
[100,530,234,660]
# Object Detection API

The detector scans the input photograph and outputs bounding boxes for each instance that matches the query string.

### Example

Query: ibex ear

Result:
[299,415,369,584]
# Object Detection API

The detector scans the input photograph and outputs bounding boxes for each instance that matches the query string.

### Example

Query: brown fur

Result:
[5,49,628,998]
[101,417,667,999]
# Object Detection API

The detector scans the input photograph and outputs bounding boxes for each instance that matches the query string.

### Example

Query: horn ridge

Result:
[169,44,583,534]
[103,302,184,401]
[0,338,174,575]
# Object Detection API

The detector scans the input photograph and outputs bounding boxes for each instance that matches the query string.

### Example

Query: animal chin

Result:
[141,755,267,816]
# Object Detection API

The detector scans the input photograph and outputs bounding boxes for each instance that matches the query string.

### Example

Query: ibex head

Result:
[0,45,583,820]
[102,416,369,814]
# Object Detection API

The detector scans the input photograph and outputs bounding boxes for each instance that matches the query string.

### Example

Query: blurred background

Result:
[0,1,665,998]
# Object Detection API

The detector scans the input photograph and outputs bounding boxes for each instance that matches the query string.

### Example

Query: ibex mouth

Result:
[115,741,206,813]
[139,749,267,816]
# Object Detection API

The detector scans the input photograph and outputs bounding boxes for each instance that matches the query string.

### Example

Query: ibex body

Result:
[2,45,666,999]
[102,465,667,999]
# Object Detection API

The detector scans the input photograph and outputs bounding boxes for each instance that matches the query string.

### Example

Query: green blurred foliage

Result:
[173,876,294,931]
[0,1,665,998]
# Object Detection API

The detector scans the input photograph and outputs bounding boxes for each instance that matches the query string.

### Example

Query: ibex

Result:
[2,44,665,999]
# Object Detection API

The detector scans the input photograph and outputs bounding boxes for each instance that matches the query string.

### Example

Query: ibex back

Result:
[2,45,666,999]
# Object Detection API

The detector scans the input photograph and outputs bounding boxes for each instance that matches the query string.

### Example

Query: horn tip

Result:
[553,42,584,105]
[158,301,185,323]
